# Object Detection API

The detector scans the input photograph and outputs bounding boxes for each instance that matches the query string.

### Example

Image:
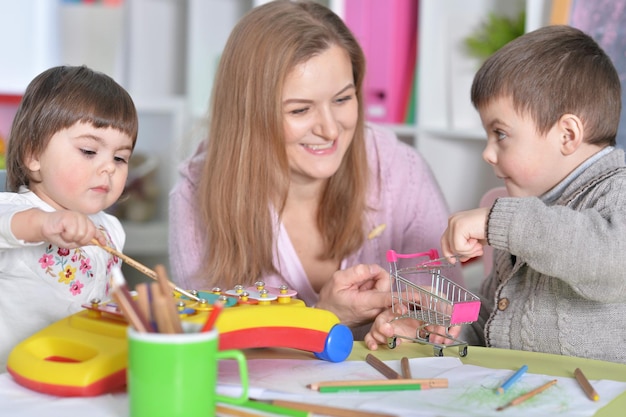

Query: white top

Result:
[0,188,125,370]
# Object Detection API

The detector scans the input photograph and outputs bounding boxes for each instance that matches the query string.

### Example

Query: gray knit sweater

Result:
[476,147,626,364]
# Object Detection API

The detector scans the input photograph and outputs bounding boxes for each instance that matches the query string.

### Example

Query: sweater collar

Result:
[541,146,618,204]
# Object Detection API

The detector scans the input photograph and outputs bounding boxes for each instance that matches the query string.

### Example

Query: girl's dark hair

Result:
[6,65,138,191]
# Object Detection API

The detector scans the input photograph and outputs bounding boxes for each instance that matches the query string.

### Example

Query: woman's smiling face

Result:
[282,44,358,185]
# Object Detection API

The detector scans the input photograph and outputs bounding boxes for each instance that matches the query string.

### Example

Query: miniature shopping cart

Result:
[386,249,481,357]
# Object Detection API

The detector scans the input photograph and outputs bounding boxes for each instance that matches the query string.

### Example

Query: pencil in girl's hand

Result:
[111,268,152,332]
[91,238,202,302]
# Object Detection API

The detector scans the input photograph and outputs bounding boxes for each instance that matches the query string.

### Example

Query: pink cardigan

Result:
[168,124,463,306]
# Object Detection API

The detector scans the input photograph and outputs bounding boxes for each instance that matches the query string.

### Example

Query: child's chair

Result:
[478,186,508,276]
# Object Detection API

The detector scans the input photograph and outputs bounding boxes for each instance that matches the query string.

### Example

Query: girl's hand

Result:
[41,210,103,248]
[13,208,104,248]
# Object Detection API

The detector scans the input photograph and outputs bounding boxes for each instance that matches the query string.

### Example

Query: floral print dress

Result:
[0,189,125,370]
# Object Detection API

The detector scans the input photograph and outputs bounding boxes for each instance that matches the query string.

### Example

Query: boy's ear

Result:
[558,113,584,155]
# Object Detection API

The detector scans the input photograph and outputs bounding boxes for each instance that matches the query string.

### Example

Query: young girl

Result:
[0,65,138,369]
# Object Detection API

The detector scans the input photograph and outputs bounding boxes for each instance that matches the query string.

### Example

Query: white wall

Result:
[0,0,61,94]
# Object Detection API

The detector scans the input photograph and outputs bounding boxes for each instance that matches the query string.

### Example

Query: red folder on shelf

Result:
[343,0,418,124]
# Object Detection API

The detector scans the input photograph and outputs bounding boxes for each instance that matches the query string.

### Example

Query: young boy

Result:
[366,25,626,364]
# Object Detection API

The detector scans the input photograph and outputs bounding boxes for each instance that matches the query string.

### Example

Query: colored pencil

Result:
[110,268,152,332]
[317,383,422,393]
[201,299,224,332]
[91,239,200,302]
[400,356,412,379]
[574,368,599,401]
[134,282,154,330]
[497,364,528,394]
[232,400,310,417]
[308,378,448,391]
[154,264,183,333]
[496,379,558,411]
[216,404,265,417]
[365,353,402,379]
[271,399,396,417]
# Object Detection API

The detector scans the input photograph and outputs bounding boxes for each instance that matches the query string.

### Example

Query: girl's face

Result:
[26,121,133,214]
[282,44,358,186]
[479,96,570,197]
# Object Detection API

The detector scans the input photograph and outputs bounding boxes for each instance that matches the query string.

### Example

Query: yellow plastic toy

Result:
[6,283,353,397]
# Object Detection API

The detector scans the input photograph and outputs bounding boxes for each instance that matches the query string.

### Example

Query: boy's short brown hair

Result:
[471,25,621,146]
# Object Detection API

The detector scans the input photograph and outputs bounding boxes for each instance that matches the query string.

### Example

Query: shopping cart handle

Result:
[386,249,439,263]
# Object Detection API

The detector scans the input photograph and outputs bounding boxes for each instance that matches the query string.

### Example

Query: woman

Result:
[169,0,461,337]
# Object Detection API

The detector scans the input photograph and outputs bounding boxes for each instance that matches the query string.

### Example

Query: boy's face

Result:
[478,96,571,198]
[26,121,133,214]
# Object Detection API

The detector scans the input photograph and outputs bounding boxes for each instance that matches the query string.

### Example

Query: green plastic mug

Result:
[127,327,248,417]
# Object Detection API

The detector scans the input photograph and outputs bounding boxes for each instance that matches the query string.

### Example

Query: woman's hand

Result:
[316,264,393,328]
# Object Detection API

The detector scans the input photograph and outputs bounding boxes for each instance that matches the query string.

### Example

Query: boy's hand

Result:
[441,207,490,263]
[364,305,462,350]
[316,264,393,328]
[364,308,401,350]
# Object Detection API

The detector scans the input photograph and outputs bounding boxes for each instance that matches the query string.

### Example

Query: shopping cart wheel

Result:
[387,336,398,349]
[459,345,468,357]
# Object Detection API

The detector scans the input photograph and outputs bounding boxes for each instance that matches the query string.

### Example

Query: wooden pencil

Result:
[496,379,557,411]
[497,365,528,394]
[152,286,179,334]
[365,353,402,379]
[574,368,599,401]
[400,357,412,379]
[110,268,152,332]
[272,399,396,417]
[153,266,183,334]
[135,282,153,328]
[91,239,200,301]
[308,378,448,390]
[201,299,224,332]
[216,404,267,417]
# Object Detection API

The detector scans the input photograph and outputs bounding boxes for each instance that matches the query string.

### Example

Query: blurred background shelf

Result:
[0,0,558,287]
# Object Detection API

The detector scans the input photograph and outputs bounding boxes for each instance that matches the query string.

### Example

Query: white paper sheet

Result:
[0,357,625,417]
[217,357,626,417]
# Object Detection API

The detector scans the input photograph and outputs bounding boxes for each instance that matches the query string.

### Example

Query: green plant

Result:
[464,11,526,61]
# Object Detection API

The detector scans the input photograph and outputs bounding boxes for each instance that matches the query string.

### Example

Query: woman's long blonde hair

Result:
[198,0,368,287]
